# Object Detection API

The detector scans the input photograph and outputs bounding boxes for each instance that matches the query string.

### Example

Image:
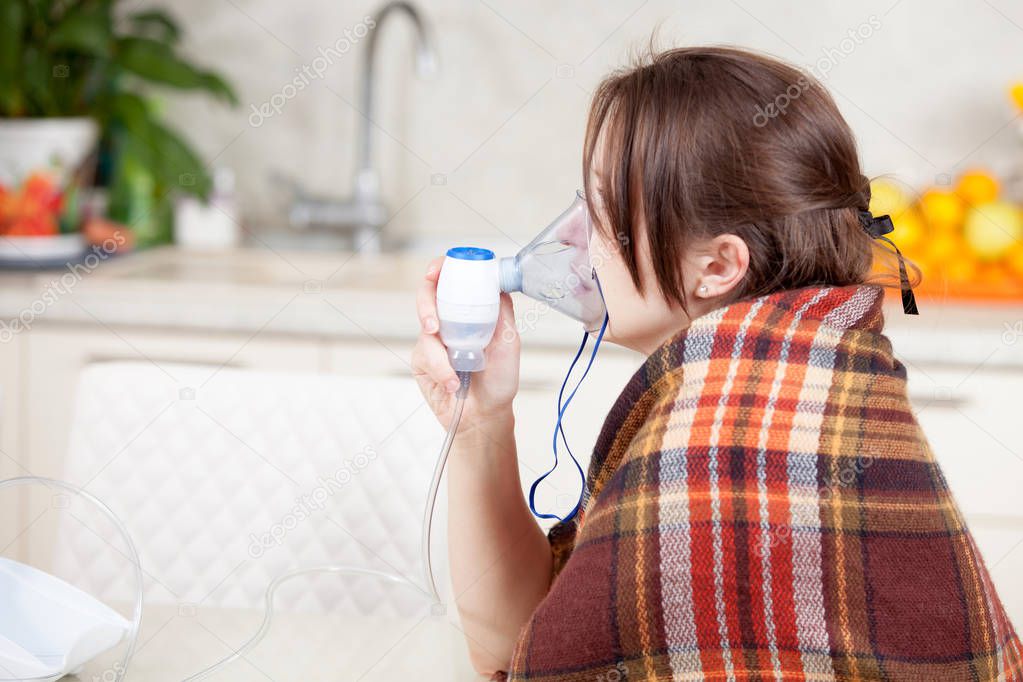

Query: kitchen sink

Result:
[78,244,431,293]
[79,225,526,295]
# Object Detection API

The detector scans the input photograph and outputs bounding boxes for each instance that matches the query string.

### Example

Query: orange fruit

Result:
[910,257,937,282]
[942,258,979,285]
[925,231,964,265]
[963,201,1023,261]
[889,207,925,254]
[7,214,58,236]
[956,169,999,206]
[83,218,135,251]
[869,178,913,220]
[23,172,55,198]
[1011,82,1023,112]
[1005,242,1023,281]
[919,189,965,230]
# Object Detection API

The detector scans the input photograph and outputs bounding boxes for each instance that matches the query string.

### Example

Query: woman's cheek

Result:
[590,230,638,343]
[596,259,635,342]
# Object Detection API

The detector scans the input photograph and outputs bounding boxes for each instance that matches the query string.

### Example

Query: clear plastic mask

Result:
[499,191,608,332]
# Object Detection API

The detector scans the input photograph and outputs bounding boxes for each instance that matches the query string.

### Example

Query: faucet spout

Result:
[286,1,437,253]
[357,1,438,185]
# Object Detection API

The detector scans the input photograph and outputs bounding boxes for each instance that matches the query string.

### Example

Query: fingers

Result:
[412,256,465,395]
[424,255,443,283]
[497,291,515,320]
[416,256,445,334]
[489,293,519,351]
[411,330,461,394]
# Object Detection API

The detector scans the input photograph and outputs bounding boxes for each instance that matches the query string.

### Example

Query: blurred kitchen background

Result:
[1,1,1023,679]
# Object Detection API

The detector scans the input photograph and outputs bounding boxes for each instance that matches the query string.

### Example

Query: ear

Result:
[692,234,749,299]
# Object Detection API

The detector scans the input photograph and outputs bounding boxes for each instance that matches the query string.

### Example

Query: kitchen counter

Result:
[0,246,1021,365]
[0,246,596,349]
[0,246,433,342]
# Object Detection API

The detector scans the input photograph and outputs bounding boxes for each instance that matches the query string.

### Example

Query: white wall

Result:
[153,0,1023,244]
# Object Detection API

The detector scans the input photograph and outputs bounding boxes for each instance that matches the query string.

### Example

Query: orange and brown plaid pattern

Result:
[500,283,1022,681]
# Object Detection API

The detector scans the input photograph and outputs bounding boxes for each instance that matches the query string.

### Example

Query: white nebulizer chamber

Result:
[436,247,501,372]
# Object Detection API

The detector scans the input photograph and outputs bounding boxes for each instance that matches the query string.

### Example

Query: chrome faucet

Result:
[288,1,437,253]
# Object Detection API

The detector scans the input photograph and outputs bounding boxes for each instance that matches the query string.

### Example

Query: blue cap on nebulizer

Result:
[436,247,501,372]
[445,246,494,261]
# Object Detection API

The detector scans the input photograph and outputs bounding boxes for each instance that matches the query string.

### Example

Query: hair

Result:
[582,45,921,313]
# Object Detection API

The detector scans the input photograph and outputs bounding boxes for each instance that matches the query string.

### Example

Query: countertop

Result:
[78,604,482,681]
[1,246,1021,365]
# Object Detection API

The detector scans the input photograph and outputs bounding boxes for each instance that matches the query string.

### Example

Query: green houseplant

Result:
[0,0,237,247]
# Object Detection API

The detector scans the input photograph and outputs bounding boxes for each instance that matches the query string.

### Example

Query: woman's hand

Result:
[413,256,551,674]
[411,256,520,430]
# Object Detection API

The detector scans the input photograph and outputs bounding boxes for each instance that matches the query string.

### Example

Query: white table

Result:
[75,604,484,681]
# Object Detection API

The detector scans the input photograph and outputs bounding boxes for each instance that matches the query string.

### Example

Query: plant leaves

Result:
[106,131,157,230]
[127,9,181,44]
[107,91,150,138]
[148,120,212,199]
[20,45,57,115]
[115,37,237,105]
[106,91,213,200]
[198,72,237,105]
[47,3,112,57]
[0,1,25,114]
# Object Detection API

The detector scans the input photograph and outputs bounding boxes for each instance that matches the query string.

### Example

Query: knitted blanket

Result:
[501,283,1021,681]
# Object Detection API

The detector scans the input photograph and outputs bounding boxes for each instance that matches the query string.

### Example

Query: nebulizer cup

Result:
[436,247,500,372]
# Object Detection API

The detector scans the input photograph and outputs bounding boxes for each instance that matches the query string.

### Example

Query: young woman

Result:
[412,47,1022,681]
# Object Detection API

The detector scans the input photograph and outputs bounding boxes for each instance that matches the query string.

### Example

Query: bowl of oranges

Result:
[869,169,1023,301]
[0,170,90,267]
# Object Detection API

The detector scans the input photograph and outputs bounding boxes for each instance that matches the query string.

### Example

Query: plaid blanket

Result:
[501,283,1022,681]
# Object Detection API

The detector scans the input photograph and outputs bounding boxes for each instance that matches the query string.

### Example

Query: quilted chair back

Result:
[52,361,446,617]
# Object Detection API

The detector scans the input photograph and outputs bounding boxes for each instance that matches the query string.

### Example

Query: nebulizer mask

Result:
[0,191,609,681]
[437,191,606,373]
[436,192,607,481]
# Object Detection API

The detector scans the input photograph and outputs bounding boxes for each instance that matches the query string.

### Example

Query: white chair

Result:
[51,361,447,618]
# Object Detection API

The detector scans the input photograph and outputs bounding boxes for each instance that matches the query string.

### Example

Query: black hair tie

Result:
[859,209,919,315]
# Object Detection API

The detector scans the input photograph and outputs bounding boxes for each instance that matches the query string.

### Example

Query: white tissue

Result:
[0,557,129,681]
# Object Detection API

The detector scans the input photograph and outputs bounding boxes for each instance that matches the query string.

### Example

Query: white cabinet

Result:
[325,338,415,378]
[905,361,1023,625]
[906,363,1023,519]
[0,333,25,557]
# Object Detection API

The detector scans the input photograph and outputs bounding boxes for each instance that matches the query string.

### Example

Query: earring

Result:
[698,284,708,296]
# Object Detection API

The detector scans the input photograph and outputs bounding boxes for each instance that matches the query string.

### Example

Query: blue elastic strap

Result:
[527,311,609,522]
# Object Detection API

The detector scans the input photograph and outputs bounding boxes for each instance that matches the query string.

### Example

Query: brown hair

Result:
[582,45,920,312]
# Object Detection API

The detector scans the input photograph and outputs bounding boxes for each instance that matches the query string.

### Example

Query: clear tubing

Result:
[188,370,471,680]
[0,372,472,681]
[0,476,144,682]
[421,370,470,606]
[182,566,424,681]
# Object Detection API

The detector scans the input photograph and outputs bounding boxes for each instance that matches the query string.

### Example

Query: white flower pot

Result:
[0,117,98,187]
[0,118,97,267]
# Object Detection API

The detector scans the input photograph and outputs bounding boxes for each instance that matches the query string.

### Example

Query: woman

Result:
[412,46,1022,681]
